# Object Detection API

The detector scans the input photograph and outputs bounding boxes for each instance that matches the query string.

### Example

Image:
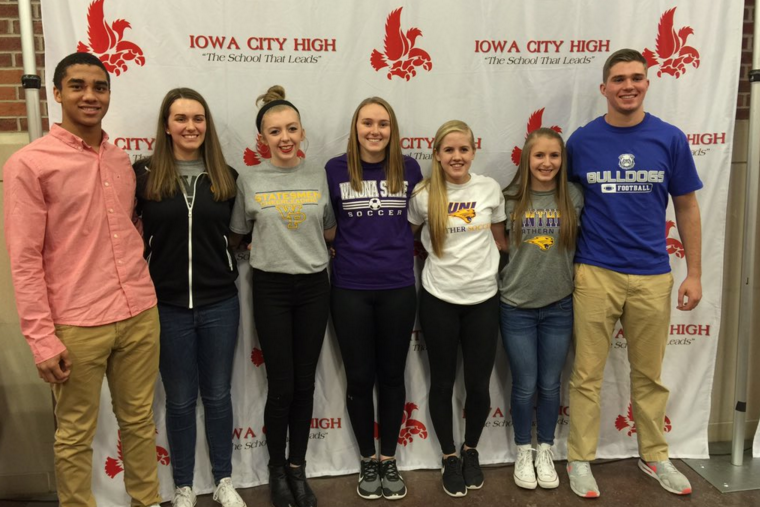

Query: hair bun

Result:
[256,85,286,107]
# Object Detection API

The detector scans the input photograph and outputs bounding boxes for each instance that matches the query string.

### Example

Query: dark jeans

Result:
[500,295,573,446]
[252,268,330,467]
[331,285,417,458]
[418,288,499,455]
[158,294,240,487]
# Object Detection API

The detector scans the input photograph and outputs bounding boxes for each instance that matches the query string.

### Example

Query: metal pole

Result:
[18,0,42,142]
[731,5,760,467]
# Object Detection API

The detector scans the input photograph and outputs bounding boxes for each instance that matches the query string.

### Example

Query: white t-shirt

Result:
[408,172,506,305]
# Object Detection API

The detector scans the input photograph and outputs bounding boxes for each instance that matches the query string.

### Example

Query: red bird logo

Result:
[666,220,685,258]
[104,430,170,478]
[251,347,265,367]
[370,8,433,81]
[511,108,562,166]
[642,7,700,79]
[244,136,305,166]
[615,403,672,437]
[77,0,145,76]
[397,402,428,446]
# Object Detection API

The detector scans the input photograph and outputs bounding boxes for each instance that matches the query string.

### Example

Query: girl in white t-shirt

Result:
[408,120,506,498]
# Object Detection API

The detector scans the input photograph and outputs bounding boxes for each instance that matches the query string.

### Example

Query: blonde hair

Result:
[143,88,235,201]
[345,97,404,194]
[504,128,577,249]
[415,120,476,257]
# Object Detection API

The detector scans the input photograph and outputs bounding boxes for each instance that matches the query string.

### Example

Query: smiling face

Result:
[166,98,206,161]
[53,63,110,138]
[528,136,562,192]
[601,61,649,125]
[435,131,475,184]
[355,103,391,163]
[260,107,304,168]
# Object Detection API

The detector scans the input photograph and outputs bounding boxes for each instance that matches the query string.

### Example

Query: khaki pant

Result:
[567,264,673,463]
[52,306,161,507]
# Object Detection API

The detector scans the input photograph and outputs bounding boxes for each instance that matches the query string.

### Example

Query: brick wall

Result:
[739,0,755,120]
[0,0,46,132]
[0,1,754,131]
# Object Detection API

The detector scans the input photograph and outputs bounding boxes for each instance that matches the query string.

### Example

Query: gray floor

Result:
[4,458,760,507]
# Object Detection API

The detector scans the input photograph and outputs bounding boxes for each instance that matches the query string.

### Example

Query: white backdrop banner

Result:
[755,421,760,458]
[40,0,742,503]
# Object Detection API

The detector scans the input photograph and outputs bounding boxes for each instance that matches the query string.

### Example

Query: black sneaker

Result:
[357,458,382,500]
[441,456,467,497]
[380,458,407,500]
[461,445,484,489]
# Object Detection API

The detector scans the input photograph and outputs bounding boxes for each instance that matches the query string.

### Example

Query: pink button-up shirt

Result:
[4,124,157,364]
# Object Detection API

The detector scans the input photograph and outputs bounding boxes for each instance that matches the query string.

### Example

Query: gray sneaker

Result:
[638,459,692,495]
[357,458,382,500]
[567,461,600,498]
[380,458,407,500]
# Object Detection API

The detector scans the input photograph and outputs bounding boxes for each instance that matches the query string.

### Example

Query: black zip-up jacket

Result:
[134,159,238,308]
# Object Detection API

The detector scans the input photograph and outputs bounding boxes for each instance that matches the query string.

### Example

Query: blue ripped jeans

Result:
[500,295,573,446]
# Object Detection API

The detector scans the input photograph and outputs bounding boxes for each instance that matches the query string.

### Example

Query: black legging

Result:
[252,268,330,467]
[331,285,417,458]
[418,287,499,455]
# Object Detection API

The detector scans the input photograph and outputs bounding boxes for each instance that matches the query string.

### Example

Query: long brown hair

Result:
[346,97,404,194]
[415,120,476,258]
[143,88,235,201]
[504,128,577,249]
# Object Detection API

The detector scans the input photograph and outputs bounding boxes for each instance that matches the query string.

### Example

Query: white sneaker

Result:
[535,443,559,489]
[213,478,246,507]
[172,486,196,507]
[513,444,537,489]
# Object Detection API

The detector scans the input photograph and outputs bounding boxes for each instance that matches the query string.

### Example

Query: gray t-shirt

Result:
[176,159,205,206]
[498,182,583,308]
[230,159,336,274]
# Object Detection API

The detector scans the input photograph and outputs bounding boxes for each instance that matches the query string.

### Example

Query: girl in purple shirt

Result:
[325,97,422,501]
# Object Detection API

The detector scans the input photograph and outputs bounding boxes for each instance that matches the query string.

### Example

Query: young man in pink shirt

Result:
[4,52,162,507]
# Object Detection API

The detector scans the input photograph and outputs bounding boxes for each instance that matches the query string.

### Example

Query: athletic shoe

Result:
[567,461,600,498]
[535,443,559,489]
[380,458,407,500]
[460,445,484,489]
[638,459,692,495]
[213,478,246,507]
[171,486,196,507]
[441,456,467,497]
[513,444,536,489]
[357,458,382,500]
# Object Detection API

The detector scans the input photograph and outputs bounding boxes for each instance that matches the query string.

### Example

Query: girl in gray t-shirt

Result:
[498,128,583,492]
[229,85,335,507]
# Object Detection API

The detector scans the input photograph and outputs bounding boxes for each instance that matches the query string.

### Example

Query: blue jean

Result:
[158,294,240,487]
[500,295,573,446]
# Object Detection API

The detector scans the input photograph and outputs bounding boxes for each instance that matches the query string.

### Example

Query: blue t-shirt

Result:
[567,113,702,275]
[325,154,423,289]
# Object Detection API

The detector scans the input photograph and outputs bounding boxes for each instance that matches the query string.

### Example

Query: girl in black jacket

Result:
[134,88,244,507]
